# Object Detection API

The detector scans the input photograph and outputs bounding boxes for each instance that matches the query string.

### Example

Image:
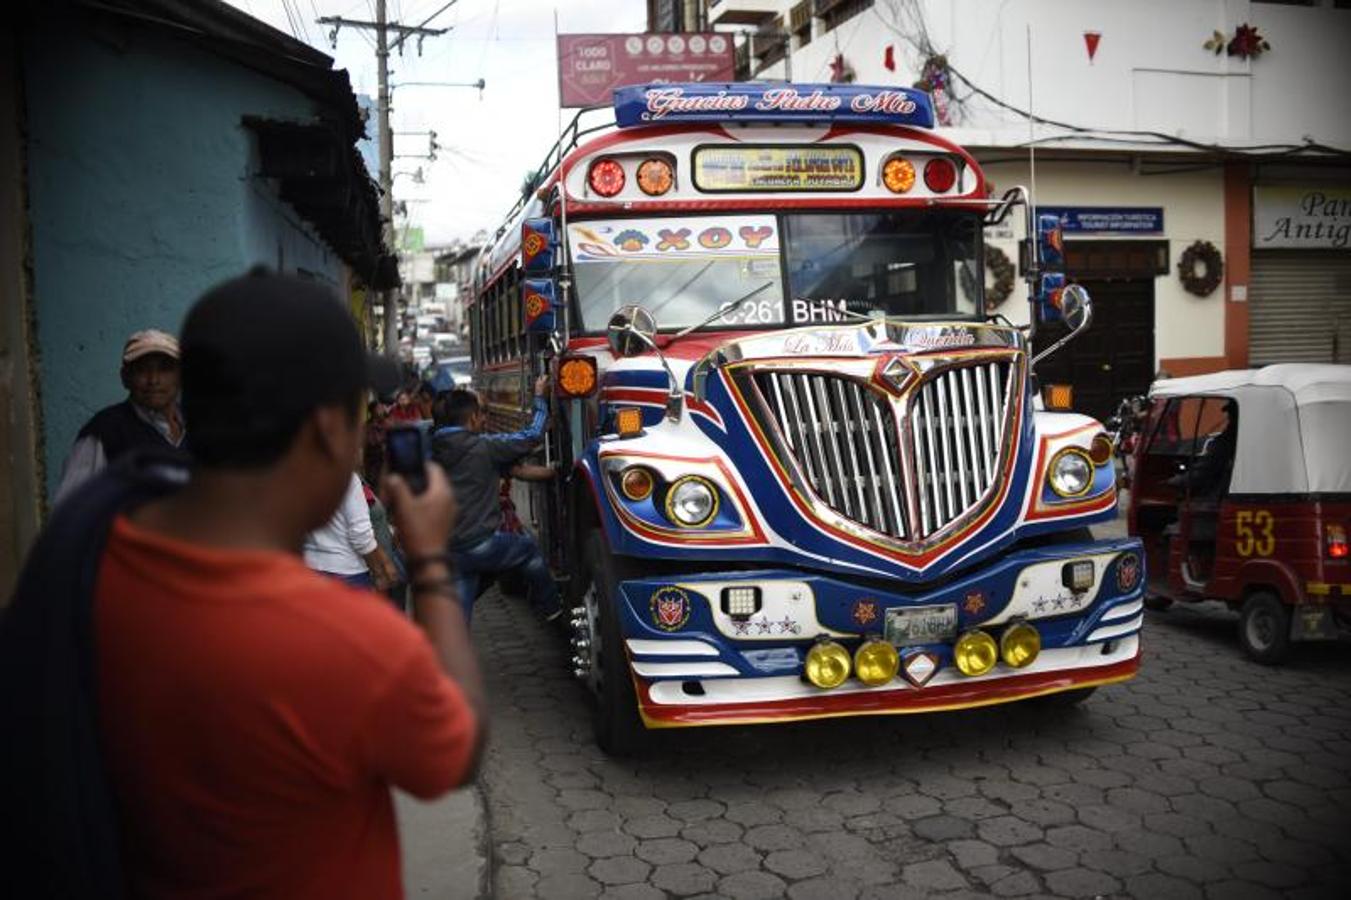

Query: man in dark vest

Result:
[54,330,186,504]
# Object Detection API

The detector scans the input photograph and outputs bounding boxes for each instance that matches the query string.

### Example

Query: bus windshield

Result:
[568,210,982,333]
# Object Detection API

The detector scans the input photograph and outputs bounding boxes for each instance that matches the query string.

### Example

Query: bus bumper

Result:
[616,537,1145,729]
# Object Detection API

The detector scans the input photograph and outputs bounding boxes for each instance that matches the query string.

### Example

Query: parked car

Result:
[427,355,472,393]
[1127,364,1351,663]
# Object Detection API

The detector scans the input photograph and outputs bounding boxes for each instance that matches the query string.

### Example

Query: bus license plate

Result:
[885,604,958,646]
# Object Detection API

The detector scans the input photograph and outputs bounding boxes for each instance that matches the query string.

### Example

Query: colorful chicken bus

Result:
[468,83,1144,753]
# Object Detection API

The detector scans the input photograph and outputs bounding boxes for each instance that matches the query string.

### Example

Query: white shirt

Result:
[302,474,379,575]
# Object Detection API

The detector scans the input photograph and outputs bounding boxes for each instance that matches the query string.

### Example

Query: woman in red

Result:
[387,389,423,424]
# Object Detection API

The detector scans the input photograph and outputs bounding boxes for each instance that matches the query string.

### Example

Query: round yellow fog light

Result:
[804,640,852,689]
[854,639,900,687]
[953,629,998,677]
[1000,622,1041,669]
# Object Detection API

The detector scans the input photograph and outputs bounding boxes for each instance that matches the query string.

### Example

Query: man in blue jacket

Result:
[431,375,561,623]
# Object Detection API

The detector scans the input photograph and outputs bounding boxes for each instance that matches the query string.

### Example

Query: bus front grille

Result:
[749,358,1018,543]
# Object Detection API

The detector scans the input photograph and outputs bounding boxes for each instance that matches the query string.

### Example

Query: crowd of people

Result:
[0,269,559,898]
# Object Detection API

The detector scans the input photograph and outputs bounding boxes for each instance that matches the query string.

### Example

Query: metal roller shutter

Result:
[1249,253,1351,365]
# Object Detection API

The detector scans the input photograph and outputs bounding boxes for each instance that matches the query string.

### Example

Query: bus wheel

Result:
[1239,591,1291,665]
[577,530,648,756]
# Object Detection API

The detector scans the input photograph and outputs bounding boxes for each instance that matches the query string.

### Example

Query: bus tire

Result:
[580,530,648,756]
[1239,591,1291,665]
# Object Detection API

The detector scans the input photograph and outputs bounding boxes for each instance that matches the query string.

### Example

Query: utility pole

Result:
[317,4,454,356]
[376,0,395,356]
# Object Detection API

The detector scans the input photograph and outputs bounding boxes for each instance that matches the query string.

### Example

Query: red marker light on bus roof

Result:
[924,157,958,193]
[588,158,626,197]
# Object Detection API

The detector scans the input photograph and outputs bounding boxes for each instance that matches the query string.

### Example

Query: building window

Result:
[816,0,874,33]
[790,1,812,47]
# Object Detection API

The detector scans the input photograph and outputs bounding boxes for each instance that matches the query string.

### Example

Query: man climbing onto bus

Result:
[431,375,562,624]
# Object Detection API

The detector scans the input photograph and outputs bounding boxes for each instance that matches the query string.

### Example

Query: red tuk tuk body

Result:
[1128,365,1351,663]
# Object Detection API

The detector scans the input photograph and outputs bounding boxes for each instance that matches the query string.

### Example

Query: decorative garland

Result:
[1178,240,1224,297]
[960,245,1017,312]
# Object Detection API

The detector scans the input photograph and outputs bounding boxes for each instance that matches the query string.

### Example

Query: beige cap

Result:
[121,329,180,364]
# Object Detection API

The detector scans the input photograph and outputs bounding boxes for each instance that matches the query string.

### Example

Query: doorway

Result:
[1032,241,1161,422]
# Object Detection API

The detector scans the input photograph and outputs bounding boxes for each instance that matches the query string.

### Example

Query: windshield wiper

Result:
[665,281,776,345]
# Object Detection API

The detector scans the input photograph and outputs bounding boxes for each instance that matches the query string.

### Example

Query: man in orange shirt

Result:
[2,270,483,899]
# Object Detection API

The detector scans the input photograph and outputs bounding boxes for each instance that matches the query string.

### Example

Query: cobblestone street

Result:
[473,581,1351,900]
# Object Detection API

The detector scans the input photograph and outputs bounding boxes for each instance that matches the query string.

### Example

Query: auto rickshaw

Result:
[1127,364,1351,663]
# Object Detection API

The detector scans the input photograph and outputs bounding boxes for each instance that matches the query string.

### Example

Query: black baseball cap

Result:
[180,269,400,466]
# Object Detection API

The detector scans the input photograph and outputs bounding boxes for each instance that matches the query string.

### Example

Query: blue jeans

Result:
[337,571,374,590]
[451,532,560,622]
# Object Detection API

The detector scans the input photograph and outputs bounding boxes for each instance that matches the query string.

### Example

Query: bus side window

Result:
[485,287,497,364]
[509,266,522,358]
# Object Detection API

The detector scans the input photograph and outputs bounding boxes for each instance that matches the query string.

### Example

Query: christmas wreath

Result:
[961,245,1017,312]
[1177,240,1223,297]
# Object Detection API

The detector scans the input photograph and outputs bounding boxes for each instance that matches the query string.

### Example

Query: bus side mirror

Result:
[1059,283,1093,332]
[521,218,556,274]
[607,305,658,358]
[1031,283,1093,368]
[523,279,559,334]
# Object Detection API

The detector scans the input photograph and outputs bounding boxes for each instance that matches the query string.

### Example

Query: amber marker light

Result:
[557,356,598,398]
[804,639,852,689]
[619,466,654,501]
[587,158,626,197]
[953,629,998,677]
[882,157,916,193]
[1000,622,1042,669]
[854,638,900,686]
[615,407,644,438]
[1042,384,1074,411]
[636,158,674,196]
[1089,432,1115,466]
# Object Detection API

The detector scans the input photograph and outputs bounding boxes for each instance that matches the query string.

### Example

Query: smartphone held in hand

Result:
[385,425,429,494]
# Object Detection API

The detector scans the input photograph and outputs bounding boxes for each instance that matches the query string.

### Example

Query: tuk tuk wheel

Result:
[579,530,649,756]
[1239,591,1291,665]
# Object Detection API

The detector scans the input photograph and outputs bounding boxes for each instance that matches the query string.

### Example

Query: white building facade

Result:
[650,0,1351,412]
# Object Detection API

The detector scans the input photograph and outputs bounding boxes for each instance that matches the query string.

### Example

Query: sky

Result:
[225,0,648,246]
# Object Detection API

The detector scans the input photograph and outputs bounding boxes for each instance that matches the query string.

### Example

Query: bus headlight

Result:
[854,639,900,686]
[1000,622,1041,669]
[666,476,718,528]
[954,629,998,677]
[804,639,851,689]
[1048,448,1094,498]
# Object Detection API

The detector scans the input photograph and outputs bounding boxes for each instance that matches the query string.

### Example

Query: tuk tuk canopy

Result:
[1149,364,1351,496]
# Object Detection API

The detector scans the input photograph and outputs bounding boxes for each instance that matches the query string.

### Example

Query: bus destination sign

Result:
[614,83,936,129]
[693,146,864,193]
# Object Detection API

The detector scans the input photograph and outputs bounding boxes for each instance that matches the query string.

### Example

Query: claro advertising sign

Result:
[1253,186,1351,250]
[557,33,734,108]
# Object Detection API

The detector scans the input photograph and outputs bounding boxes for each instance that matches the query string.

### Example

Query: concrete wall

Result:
[22,21,345,500]
[978,159,1227,369]
[739,0,1351,150]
